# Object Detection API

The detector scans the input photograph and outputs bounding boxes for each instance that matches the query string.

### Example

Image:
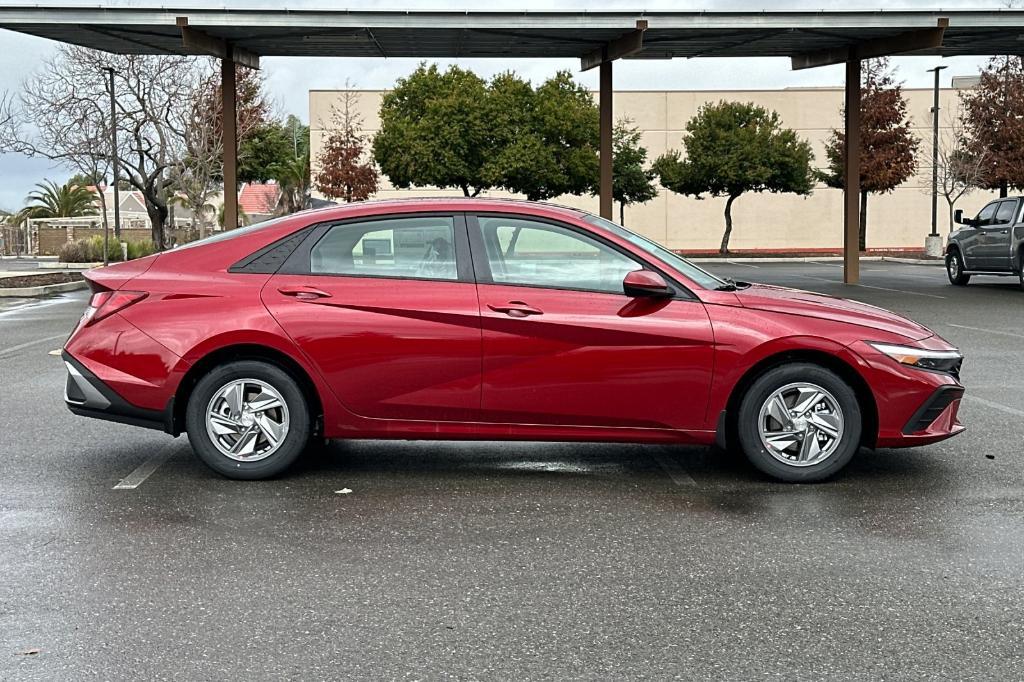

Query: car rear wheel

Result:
[186,360,311,480]
[736,363,862,482]
[946,250,970,286]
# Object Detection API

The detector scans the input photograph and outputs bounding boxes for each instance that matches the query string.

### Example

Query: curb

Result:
[38,261,101,270]
[0,280,88,297]
[689,256,886,264]
[880,256,944,266]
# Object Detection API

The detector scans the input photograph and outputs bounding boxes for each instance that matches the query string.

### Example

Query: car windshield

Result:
[581,213,728,290]
[171,215,294,251]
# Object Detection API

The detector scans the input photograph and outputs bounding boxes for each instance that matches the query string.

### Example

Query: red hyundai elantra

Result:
[63,198,965,482]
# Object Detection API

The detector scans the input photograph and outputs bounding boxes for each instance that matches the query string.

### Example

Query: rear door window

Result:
[310,216,459,281]
[994,200,1017,225]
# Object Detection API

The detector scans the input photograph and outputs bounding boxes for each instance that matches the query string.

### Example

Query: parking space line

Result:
[0,334,67,359]
[795,274,946,299]
[113,444,176,490]
[726,260,760,268]
[651,451,697,487]
[962,395,1024,417]
[945,323,1024,340]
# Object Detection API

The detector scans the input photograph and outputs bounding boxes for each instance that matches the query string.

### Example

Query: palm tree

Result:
[217,202,250,229]
[15,179,97,224]
[274,151,310,215]
[170,193,217,239]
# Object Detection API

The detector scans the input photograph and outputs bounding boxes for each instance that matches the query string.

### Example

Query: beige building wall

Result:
[310,86,999,253]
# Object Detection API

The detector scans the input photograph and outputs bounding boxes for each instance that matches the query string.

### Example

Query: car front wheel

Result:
[736,363,862,482]
[186,360,311,480]
[946,250,970,286]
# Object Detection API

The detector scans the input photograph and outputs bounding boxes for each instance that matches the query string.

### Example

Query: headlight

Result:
[868,342,963,375]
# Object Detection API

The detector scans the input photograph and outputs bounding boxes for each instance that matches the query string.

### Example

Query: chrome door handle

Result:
[488,301,543,317]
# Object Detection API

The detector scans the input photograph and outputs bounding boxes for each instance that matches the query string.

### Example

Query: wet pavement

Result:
[1,261,1022,679]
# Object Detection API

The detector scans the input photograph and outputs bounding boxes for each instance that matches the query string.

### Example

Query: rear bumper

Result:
[63,351,172,433]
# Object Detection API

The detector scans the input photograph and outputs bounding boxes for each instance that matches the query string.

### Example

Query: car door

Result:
[959,201,998,269]
[263,213,482,423]
[468,213,715,431]
[977,199,1017,271]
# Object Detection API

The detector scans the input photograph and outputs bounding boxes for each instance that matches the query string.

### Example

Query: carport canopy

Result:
[5,6,1024,283]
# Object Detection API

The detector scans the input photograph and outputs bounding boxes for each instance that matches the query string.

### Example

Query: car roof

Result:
[290,197,589,223]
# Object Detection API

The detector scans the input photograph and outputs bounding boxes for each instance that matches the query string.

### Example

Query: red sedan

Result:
[63,199,965,482]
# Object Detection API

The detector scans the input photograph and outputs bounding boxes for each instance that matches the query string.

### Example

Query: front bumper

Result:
[63,351,171,433]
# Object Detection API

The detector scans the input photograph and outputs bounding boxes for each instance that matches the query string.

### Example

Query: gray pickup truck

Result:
[946,197,1024,288]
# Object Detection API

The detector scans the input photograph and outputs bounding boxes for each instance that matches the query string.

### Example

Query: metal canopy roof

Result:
[2,7,1024,61]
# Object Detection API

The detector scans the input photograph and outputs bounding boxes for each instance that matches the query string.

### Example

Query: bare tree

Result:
[169,62,270,239]
[926,111,991,232]
[0,45,202,249]
[1,73,113,237]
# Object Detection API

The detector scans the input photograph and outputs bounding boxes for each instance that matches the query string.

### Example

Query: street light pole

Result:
[927,65,947,239]
[105,66,121,263]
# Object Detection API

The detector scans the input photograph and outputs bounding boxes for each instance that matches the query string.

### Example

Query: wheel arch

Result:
[170,343,324,437]
[720,349,879,451]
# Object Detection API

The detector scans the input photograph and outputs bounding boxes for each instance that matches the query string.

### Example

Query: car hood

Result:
[732,283,934,341]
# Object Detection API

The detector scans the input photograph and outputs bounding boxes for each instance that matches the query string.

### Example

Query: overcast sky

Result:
[0,0,1004,211]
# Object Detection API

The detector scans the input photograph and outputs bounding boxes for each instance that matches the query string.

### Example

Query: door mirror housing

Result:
[623,269,672,298]
[953,208,964,225]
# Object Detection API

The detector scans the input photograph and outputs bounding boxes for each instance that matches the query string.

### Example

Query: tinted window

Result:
[976,202,998,226]
[994,200,1017,225]
[477,216,638,294]
[311,216,458,281]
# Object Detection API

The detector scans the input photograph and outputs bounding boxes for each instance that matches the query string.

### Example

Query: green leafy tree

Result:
[239,121,299,183]
[15,179,97,224]
[373,64,491,196]
[612,118,658,225]
[822,58,919,251]
[484,70,600,201]
[654,101,814,254]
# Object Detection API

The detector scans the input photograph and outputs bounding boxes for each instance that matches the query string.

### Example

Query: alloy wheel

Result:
[205,378,290,462]
[757,382,845,467]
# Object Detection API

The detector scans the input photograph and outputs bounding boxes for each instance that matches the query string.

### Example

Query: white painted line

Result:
[651,451,697,487]
[962,395,1024,418]
[726,260,760,268]
[113,444,176,490]
[795,274,946,299]
[853,282,947,299]
[0,333,67,359]
[945,323,1024,340]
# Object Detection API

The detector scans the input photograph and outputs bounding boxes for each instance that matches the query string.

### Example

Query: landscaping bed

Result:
[0,271,84,288]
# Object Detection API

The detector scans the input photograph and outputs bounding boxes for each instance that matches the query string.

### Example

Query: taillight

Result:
[83,290,147,325]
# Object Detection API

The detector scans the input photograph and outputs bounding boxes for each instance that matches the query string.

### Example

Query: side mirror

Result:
[953,208,964,225]
[623,269,672,298]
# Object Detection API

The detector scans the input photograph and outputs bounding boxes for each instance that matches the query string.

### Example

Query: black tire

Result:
[186,360,311,480]
[946,249,970,286]
[736,363,862,483]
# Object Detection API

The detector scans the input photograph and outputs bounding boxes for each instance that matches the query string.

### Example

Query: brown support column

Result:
[599,60,613,220]
[843,51,861,284]
[222,57,239,231]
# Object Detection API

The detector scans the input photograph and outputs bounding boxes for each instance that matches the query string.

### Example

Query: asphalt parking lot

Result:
[2,260,1022,679]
